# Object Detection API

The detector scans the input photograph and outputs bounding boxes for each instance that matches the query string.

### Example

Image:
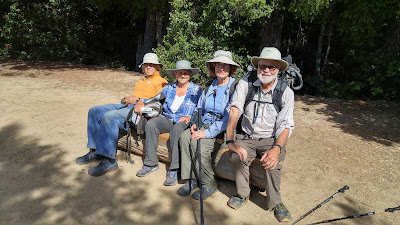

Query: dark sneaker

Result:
[88,158,118,177]
[136,165,159,177]
[76,150,101,165]
[163,170,178,186]
[191,187,218,200]
[227,195,249,209]
[177,179,198,196]
[273,203,291,222]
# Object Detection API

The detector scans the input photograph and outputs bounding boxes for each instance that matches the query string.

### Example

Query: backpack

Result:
[235,68,288,134]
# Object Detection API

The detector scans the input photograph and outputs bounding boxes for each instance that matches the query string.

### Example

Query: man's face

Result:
[143,63,159,77]
[257,59,280,84]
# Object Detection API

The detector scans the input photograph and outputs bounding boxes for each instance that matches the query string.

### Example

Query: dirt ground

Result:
[0,59,399,225]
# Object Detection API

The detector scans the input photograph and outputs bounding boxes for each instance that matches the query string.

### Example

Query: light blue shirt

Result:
[196,77,236,138]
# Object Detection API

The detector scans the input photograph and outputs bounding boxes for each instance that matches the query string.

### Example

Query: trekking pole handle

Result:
[338,185,349,193]
[386,206,400,212]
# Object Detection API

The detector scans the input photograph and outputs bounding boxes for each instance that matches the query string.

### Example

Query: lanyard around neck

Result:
[252,86,261,124]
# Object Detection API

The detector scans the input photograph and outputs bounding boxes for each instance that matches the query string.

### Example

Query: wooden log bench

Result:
[117,133,268,189]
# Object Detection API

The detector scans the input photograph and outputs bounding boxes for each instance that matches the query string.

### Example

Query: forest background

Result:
[1,0,399,101]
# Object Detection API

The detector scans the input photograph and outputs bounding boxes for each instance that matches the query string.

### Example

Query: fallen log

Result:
[117,133,268,189]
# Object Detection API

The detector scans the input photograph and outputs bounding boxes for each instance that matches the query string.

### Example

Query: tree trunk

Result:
[321,24,333,76]
[156,14,165,46]
[135,11,157,70]
[315,21,325,80]
[260,10,284,51]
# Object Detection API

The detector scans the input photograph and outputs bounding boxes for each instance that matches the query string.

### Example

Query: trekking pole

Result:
[291,185,349,225]
[307,206,400,224]
[124,105,137,164]
[194,109,204,225]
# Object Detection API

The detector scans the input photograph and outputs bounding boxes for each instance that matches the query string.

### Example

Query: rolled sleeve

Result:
[226,78,249,116]
[275,88,295,138]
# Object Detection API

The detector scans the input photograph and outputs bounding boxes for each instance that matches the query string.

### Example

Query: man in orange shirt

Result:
[76,53,167,176]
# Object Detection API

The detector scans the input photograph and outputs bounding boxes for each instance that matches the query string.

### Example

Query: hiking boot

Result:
[76,149,102,165]
[88,158,118,177]
[136,165,159,177]
[191,187,218,200]
[227,195,249,209]
[163,170,178,186]
[177,179,198,196]
[273,203,292,222]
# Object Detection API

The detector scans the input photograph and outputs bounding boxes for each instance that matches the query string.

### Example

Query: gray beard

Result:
[257,72,277,84]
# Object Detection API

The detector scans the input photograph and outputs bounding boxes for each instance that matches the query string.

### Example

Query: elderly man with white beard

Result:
[225,47,295,223]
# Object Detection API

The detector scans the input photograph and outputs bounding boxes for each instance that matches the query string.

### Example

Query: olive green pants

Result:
[230,134,286,209]
[179,126,224,189]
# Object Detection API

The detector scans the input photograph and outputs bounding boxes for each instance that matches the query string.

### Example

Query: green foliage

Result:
[335,0,397,47]
[0,0,124,65]
[155,0,270,87]
[289,0,332,22]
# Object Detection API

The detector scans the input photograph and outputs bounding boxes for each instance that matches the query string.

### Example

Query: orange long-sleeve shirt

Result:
[131,71,167,99]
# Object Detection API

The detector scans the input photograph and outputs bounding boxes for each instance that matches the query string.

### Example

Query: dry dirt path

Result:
[0,60,399,225]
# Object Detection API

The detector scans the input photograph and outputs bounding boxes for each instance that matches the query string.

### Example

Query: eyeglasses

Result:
[215,63,230,69]
[258,64,278,72]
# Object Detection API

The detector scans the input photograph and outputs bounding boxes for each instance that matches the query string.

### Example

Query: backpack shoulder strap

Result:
[272,78,288,113]
[228,78,240,97]
[244,73,258,109]
[203,79,214,95]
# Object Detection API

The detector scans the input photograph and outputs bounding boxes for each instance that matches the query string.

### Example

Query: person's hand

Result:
[178,116,191,124]
[191,130,206,140]
[134,99,144,115]
[122,96,136,105]
[228,143,248,161]
[190,124,197,133]
[260,147,280,170]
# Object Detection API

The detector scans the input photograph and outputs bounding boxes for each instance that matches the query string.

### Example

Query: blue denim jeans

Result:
[86,103,138,159]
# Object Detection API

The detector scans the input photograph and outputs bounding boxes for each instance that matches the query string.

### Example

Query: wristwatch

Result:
[273,144,282,152]
[226,139,235,144]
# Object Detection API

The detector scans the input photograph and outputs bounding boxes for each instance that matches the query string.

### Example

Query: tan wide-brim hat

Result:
[251,47,288,71]
[165,60,200,76]
[139,53,163,68]
[205,50,239,73]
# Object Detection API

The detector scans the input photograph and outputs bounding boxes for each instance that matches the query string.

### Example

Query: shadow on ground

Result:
[298,95,400,146]
[0,123,229,224]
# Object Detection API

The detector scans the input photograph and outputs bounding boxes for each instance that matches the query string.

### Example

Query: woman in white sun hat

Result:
[177,50,240,200]
[134,60,202,186]
[76,53,167,177]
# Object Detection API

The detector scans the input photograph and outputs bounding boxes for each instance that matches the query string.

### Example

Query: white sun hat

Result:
[139,53,163,68]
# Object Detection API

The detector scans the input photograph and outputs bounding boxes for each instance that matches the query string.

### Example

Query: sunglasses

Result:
[258,64,278,71]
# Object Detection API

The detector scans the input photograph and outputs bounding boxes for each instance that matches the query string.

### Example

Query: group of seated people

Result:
[76,47,295,223]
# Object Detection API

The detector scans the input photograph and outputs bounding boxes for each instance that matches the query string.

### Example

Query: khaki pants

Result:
[230,134,286,209]
[179,126,224,189]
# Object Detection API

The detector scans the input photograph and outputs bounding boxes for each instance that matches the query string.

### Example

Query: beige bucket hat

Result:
[205,50,239,74]
[165,60,200,76]
[139,53,163,68]
[251,47,288,71]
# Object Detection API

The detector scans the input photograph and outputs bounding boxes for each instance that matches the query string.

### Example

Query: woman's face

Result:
[215,63,230,80]
[143,63,159,77]
[175,69,192,85]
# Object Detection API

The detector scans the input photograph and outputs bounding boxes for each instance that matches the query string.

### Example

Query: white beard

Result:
[257,72,277,84]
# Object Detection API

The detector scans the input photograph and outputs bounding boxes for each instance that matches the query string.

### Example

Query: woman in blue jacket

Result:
[177,50,239,200]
